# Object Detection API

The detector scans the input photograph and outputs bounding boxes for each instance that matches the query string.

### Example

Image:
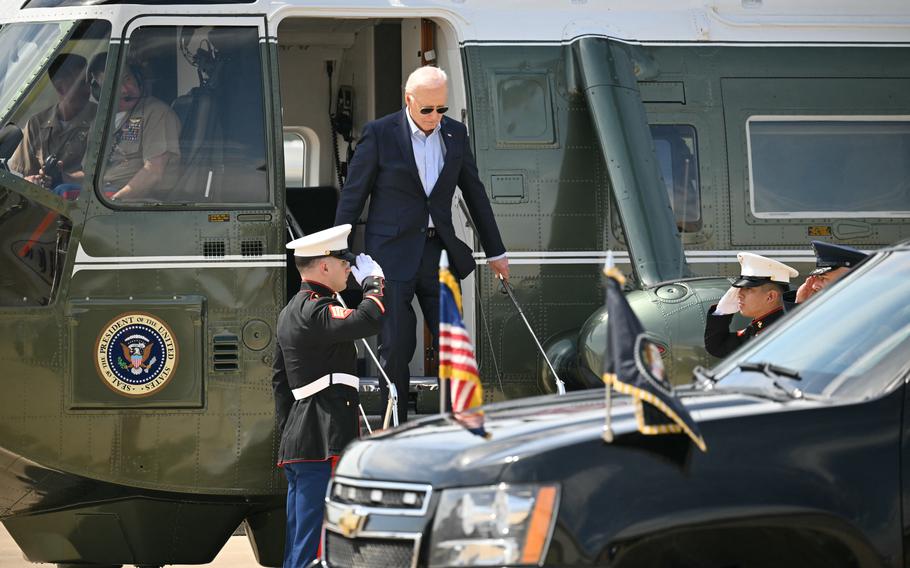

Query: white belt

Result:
[292,373,360,400]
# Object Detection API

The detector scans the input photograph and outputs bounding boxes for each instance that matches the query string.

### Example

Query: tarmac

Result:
[0,523,262,567]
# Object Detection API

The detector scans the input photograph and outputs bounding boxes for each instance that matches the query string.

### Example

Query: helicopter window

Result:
[747,118,910,218]
[649,124,701,232]
[97,25,268,206]
[0,189,72,306]
[283,127,320,188]
[283,131,307,188]
[3,20,111,201]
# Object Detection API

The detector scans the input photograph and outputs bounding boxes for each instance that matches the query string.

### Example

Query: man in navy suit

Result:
[335,66,509,424]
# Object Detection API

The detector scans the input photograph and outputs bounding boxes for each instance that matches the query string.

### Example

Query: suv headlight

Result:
[429,483,559,567]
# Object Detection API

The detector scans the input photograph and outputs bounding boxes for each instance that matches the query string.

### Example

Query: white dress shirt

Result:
[404,109,506,262]
[405,109,445,228]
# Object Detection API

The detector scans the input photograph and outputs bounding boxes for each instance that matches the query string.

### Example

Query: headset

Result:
[86,52,106,102]
[86,52,145,103]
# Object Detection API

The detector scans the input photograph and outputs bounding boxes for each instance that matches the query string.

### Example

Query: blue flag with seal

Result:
[601,256,707,452]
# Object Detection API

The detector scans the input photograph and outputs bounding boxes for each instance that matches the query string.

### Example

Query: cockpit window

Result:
[715,251,910,400]
[0,22,76,123]
[0,20,109,202]
[649,124,701,233]
[97,25,268,206]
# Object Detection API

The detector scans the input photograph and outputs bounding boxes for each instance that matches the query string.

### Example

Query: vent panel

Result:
[203,241,226,258]
[241,240,264,257]
[212,333,240,372]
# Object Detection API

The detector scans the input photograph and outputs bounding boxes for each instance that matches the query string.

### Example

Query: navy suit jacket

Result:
[335,110,506,281]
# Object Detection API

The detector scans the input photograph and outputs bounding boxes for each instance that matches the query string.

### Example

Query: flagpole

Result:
[602,379,614,443]
[438,251,448,415]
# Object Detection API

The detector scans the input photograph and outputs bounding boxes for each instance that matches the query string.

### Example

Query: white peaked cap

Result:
[735,252,799,285]
[286,224,352,258]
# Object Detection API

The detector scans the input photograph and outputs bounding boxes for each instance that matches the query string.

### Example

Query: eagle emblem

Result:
[337,509,368,538]
[95,313,178,397]
[120,336,157,375]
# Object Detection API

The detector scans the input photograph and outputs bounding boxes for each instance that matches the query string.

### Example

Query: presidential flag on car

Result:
[601,253,707,452]
[439,251,489,438]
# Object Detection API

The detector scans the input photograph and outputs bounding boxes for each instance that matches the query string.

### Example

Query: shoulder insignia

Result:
[329,305,353,319]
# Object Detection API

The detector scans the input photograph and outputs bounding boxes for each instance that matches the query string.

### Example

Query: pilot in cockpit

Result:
[8,52,95,199]
[88,52,181,202]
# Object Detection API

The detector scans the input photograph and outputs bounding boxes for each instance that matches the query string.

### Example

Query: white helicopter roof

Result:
[2,0,910,45]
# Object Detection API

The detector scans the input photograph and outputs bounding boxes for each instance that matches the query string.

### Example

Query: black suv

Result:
[322,243,910,568]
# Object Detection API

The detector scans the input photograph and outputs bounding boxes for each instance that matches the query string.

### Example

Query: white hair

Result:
[405,66,448,94]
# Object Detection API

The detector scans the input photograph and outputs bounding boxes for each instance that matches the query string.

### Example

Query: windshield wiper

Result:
[737,361,804,400]
[738,362,802,381]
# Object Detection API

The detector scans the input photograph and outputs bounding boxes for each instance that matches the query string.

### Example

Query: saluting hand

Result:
[713,286,740,316]
[351,253,384,285]
[796,275,824,303]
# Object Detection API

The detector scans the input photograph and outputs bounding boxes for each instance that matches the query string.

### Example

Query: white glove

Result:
[350,253,384,285]
[713,286,740,316]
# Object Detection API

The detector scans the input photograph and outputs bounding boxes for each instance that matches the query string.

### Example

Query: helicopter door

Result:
[69,16,278,415]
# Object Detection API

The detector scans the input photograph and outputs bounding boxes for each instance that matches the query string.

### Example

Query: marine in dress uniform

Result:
[792,241,869,303]
[271,224,385,568]
[704,252,798,358]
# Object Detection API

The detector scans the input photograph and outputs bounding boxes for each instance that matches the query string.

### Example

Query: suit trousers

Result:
[283,460,332,568]
[379,235,447,424]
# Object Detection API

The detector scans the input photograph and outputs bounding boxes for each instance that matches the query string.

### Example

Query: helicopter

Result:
[0,0,909,565]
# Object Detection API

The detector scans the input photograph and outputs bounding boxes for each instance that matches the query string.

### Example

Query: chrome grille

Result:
[326,533,414,568]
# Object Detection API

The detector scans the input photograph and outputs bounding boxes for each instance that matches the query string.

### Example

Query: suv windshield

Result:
[0,22,76,123]
[713,249,910,401]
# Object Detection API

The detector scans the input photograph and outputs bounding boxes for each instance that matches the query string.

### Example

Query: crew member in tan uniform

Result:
[9,53,95,199]
[87,53,181,201]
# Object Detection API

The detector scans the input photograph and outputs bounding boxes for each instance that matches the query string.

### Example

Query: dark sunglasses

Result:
[418,105,449,115]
